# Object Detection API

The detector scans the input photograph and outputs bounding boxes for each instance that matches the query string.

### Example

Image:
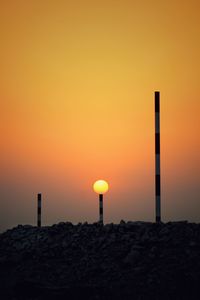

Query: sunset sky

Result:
[0,0,200,231]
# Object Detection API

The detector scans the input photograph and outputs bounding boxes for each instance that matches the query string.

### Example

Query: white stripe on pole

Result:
[156,154,160,175]
[155,112,160,134]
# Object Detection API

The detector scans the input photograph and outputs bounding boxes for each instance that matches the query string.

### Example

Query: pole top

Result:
[155,92,160,112]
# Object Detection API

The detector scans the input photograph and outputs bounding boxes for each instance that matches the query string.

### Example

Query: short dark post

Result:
[155,91,161,222]
[99,194,103,224]
[37,193,42,227]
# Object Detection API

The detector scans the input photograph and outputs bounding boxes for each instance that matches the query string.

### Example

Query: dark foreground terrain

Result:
[0,221,200,300]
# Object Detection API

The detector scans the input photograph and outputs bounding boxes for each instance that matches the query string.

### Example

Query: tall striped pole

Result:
[99,194,103,224]
[155,91,161,222]
[37,193,42,227]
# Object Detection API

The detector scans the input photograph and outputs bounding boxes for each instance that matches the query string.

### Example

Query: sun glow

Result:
[93,180,109,195]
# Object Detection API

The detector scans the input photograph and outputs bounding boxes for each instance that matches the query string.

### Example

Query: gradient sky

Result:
[0,0,200,232]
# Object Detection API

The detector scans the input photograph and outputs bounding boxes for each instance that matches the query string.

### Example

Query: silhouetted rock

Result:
[0,222,200,299]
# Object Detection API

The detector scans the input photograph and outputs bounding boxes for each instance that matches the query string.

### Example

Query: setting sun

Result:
[93,180,109,195]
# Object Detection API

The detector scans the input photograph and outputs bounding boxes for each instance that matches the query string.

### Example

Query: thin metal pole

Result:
[155,91,161,222]
[99,194,103,224]
[37,193,42,227]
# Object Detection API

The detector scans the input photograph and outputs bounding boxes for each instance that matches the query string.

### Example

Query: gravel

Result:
[0,221,200,299]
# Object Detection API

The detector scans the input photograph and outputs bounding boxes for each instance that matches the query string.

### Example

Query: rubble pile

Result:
[0,221,200,299]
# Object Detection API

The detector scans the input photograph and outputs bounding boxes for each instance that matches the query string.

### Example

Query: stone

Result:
[123,249,140,265]
[0,221,200,300]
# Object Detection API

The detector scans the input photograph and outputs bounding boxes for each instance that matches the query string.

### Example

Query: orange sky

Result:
[0,0,200,231]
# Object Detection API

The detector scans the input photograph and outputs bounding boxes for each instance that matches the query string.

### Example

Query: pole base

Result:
[156,216,161,223]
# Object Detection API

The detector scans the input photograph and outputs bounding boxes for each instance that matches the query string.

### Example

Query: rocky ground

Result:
[0,221,200,300]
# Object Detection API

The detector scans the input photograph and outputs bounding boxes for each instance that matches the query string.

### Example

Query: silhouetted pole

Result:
[155,91,161,222]
[37,193,42,227]
[99,194,103,224]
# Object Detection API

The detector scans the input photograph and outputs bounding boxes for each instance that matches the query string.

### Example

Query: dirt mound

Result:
[1,221,200,299]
